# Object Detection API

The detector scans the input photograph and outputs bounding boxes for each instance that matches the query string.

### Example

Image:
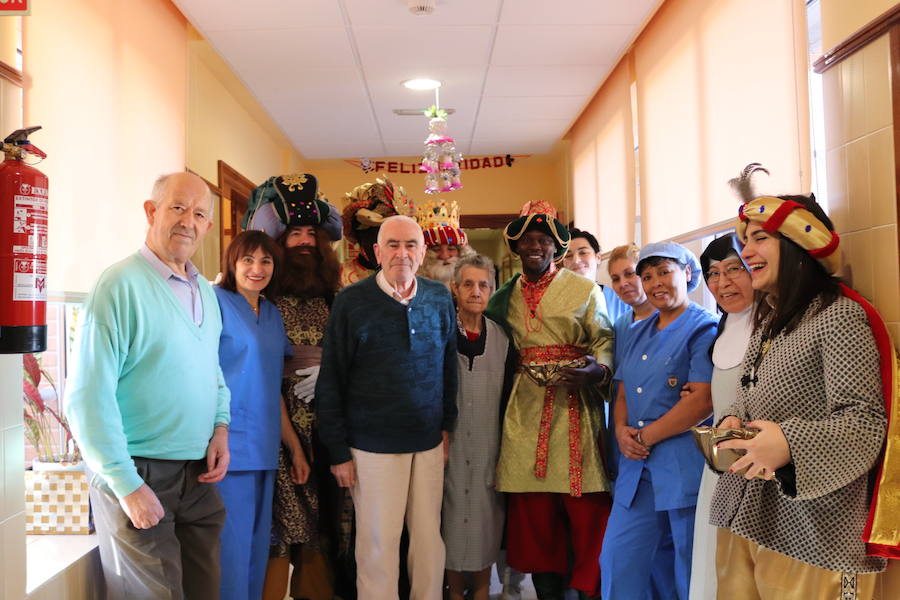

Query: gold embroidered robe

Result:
[496,269,614,495]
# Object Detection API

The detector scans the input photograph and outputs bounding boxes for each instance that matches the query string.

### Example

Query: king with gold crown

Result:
[416,198,475,288]
[339,175,415,288]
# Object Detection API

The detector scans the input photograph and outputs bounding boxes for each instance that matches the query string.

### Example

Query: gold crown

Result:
[416,198,461,230]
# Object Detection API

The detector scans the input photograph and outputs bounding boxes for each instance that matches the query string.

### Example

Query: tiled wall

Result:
[823,33,900,347]
[0,74,25,600]
[1,357,25,600]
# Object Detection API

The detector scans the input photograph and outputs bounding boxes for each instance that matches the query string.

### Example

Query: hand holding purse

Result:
[691,426,766,479]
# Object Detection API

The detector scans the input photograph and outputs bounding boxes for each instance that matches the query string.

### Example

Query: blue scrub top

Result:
[601,284,630,325]
[612,309,660,369]
[215,287,292,471]
[613,302,717,511]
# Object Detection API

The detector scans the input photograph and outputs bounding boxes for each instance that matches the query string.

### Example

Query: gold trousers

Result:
[715,528,883,600]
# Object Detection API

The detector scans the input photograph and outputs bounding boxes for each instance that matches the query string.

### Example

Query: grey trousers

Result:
[89,458,226,600]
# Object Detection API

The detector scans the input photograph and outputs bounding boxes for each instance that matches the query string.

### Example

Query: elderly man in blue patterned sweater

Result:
[316,214,458,600]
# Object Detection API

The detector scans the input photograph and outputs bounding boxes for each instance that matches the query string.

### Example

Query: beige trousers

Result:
[716,528,883,600]
[350,443,445,600]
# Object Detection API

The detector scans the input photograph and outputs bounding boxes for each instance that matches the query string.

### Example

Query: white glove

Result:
[292,366,320,404]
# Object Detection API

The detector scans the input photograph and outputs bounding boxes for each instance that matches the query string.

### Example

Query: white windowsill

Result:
[26,533,99,595]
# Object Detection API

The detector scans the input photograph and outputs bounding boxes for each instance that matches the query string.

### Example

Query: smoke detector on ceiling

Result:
[408,0,435,16]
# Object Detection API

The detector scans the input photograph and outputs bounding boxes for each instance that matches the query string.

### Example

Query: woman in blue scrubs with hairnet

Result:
[600,242,717,600]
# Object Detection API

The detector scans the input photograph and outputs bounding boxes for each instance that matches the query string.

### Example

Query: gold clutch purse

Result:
[691,426,762,478]
[520,358,587,387]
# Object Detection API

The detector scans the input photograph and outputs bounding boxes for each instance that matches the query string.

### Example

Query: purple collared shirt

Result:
[139,244,204,325]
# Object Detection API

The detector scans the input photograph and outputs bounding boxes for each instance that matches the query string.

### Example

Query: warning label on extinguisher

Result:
[13,194,48,255]
[11,192,48,301]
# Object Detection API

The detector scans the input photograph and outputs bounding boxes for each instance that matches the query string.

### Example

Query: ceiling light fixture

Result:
[393,108,455,116]
[402,78,442,91]
[407,0,435,16]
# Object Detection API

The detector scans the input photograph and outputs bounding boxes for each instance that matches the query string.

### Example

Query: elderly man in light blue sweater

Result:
[65,172,231,600]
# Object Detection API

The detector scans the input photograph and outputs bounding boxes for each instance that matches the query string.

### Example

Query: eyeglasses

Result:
[706,264,746,283]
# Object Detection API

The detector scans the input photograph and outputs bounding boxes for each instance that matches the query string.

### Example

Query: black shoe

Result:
[532,572,566,600]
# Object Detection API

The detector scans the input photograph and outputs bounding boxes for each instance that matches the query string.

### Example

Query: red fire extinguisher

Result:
[0,126,48,354]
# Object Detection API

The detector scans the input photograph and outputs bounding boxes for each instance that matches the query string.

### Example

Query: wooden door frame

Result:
[217,160,257,262]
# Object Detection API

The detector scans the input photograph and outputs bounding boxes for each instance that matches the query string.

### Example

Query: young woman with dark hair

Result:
[215,230,310,600]
[564,227,629,322]
[709,183,895,599]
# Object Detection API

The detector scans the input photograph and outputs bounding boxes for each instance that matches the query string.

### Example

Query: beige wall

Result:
[25,0,189,295]
[186,34,305,277]
[822,33,900,346]
[305,141,571,223]
[821,0,900,50]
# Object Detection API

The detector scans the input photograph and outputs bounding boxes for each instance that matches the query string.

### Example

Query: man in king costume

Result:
[244,174,352,600]
[340,175,414,287]
[416,198,475,287]
[485,201,614,600]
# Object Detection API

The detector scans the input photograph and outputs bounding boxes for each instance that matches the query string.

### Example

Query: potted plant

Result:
[23,353,90,534]
[23,352,80,466]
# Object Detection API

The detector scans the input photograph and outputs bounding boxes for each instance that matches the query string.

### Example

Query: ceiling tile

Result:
[473,118,570,140]
[477,96,586,121]
[353,26,494,70]
[343,0,501,26]
[383,140,469,157]
[174,0,657,161]
[375,111,476,141]
[470,139,556,155]
[484,66,605,97]
[207,28,355,72]
[500,0,659,26]
[251,68,368,101]
[299,142,388,160]
[492,25,634,66]
[174,0,344,31]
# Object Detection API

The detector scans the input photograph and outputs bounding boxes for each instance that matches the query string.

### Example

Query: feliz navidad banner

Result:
[344,154,532,174]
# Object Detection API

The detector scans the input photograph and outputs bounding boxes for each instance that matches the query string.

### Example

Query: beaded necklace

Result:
[521,263,557,333]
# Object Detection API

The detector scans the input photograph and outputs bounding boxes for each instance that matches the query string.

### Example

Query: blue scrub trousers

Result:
[600,473,695,600]
[217,469,276,600]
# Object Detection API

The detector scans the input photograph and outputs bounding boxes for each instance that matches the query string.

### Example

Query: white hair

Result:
[377,215,422,245]
[453,253,496,288]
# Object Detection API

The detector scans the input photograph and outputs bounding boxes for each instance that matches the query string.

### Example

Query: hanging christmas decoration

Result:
[420,104,463,194]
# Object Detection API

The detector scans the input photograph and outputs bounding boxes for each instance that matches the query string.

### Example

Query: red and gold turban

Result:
[736,196,841,275]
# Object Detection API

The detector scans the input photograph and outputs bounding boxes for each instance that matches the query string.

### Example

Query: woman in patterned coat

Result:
[710,167,895,599]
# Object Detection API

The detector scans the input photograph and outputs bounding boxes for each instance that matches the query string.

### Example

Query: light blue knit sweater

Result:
[65,253,230,498]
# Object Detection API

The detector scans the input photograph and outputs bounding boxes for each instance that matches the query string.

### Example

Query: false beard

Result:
[280,246,328,300]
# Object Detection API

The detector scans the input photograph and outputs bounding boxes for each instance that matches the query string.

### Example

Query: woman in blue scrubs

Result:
[215,230,310,600]
[600,242,717,600]
[604,244,655,481]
